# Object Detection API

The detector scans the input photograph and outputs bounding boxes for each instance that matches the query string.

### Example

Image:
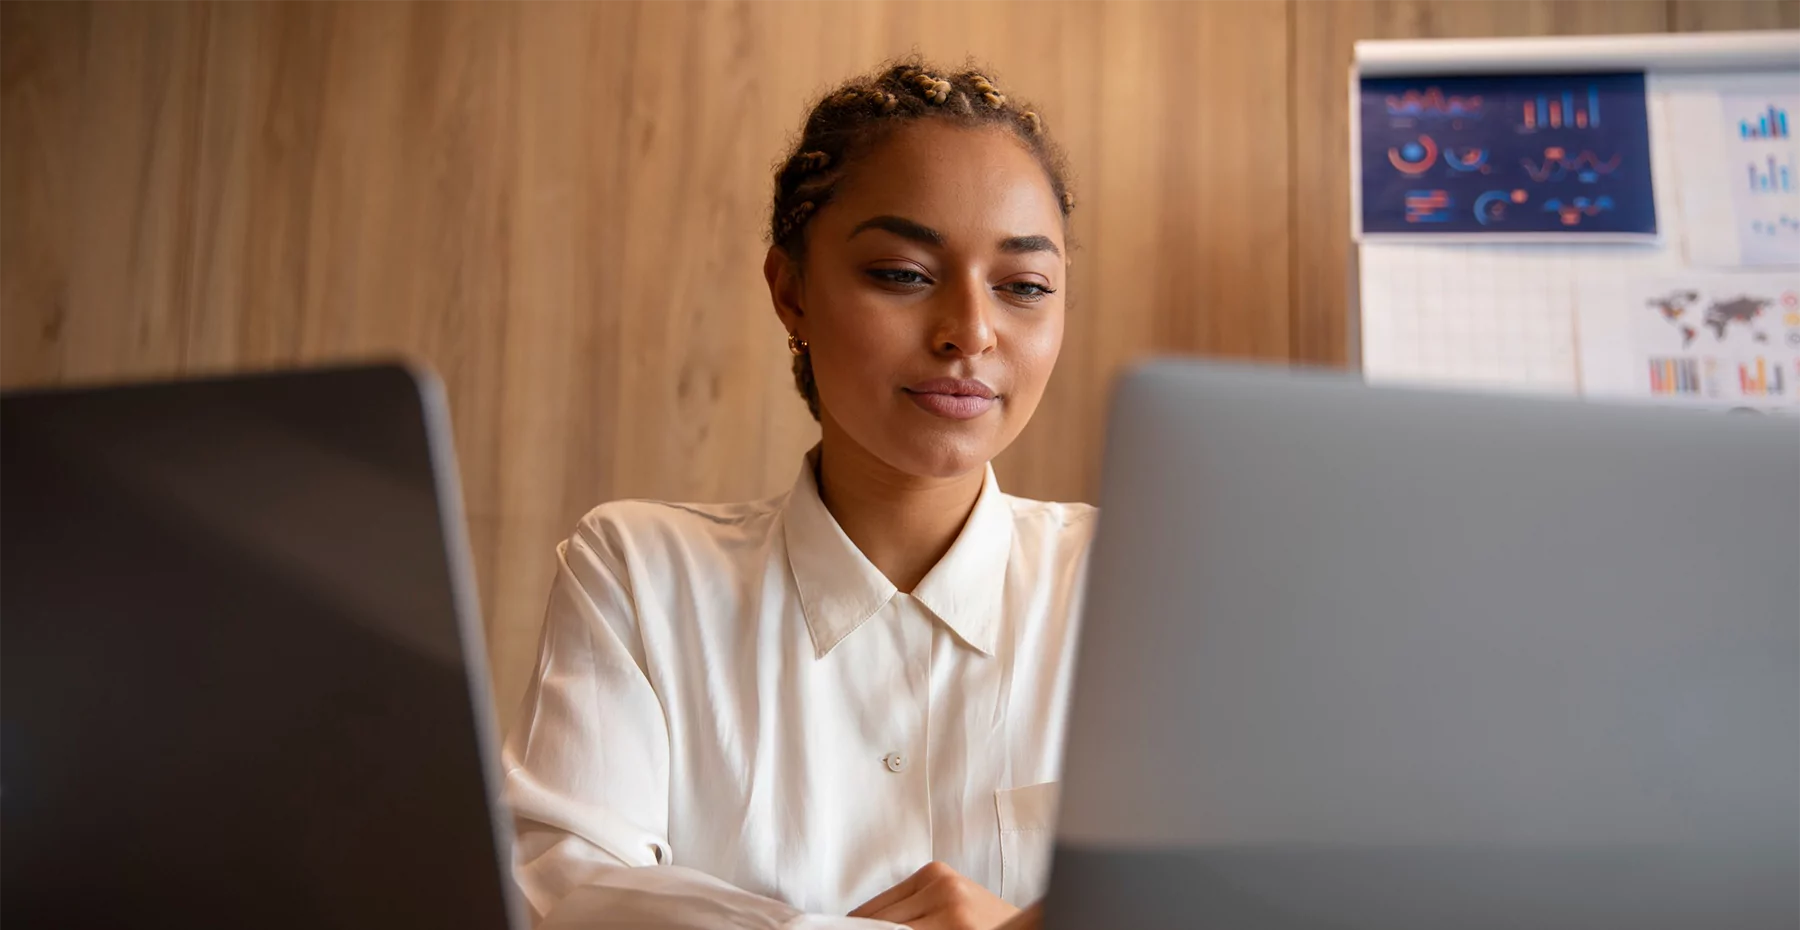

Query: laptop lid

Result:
[1049,361,1799,930]
[2,364,524,929]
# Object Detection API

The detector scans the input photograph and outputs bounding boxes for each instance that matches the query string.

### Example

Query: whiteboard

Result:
[1350,31,1800,396]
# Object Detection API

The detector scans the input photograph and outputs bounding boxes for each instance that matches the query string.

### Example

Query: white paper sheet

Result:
[1575,271,1800,411]
[1722,92,1800,267]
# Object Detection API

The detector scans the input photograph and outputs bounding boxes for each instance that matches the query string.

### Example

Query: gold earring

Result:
[787,333,808,356]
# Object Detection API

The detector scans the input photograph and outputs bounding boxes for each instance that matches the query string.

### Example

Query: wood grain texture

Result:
[1671,0,1799,31]
[3,0,1793,713]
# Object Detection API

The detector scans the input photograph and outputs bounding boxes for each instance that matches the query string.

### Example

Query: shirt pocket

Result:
[994,781,1060,905]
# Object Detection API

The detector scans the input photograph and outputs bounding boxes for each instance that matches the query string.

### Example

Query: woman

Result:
[503,59,1087,930]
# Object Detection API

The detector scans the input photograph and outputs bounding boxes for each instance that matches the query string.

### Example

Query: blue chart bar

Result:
[1749,156,1796,192]
[1740,104,1793,139]
[1517,88,1606,129]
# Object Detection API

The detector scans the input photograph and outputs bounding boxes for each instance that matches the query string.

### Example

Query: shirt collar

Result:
[781,450,1013,659]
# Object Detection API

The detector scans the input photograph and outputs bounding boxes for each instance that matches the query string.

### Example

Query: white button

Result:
[883,752,906,773]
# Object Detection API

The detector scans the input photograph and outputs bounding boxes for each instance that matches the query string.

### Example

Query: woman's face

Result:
[768,120,1068,480]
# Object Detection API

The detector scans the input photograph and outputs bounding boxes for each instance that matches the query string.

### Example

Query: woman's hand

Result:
[847,861,1019,930]
[990,902,1043,930]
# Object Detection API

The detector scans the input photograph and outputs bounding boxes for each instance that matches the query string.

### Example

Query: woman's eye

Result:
[868,269,930,287]
[998,281,1056,301]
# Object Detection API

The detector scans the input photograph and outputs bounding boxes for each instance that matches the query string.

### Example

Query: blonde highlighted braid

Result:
[768,56,1076,421]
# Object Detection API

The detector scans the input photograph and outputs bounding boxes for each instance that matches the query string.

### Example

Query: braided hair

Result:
[769,57,1076,421]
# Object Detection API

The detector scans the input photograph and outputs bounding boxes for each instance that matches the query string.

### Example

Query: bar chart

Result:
[1747,154,1795,193]
[1739,103,1791,140]
[1404,189,1451,223]
[1611,275,1799,410]
[1647,358,1702,396]
[1738,358,1787,397]
[1722,92,1800,265]
[1521,85,1601,131]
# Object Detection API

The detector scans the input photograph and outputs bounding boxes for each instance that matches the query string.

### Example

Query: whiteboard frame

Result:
[1348,30,1800,384]
[1355,31,1800,78]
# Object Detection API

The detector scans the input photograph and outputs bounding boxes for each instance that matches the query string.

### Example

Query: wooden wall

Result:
[4,0,1794,715]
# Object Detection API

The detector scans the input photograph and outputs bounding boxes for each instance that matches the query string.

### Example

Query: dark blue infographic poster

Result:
[1359,72,1657,237]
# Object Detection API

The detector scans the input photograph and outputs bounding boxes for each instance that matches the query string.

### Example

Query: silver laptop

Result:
[1,365,526,929]
[1048,361,1799,929]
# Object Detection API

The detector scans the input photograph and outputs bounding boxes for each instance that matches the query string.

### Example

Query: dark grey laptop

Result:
[1048,361,1800,930]
[2,365,525,929]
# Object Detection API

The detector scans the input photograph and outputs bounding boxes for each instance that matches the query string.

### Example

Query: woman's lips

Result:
[903,379,997,420]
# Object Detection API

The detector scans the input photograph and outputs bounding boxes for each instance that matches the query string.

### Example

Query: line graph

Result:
[1750,215,1800,235]
[1520,147,1622,183]
[1385,88,1483,120]
[1541,196,1615,226]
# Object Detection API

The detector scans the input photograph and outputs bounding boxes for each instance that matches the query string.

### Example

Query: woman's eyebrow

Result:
[848,215,944,247]
[849,216,1063,260]
[998,234,1061,258]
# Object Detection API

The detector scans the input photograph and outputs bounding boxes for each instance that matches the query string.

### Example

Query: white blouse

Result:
[501,454,1097,929]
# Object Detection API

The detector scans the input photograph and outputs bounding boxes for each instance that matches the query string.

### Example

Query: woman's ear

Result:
[764,245,805,335]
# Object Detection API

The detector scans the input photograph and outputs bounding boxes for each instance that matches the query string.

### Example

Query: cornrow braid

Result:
[767,56,1076,422]
[773,200,815,241]
[969,74,1006,109]
[903,67,953,105]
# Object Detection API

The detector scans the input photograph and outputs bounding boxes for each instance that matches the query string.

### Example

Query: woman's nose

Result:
[931,277,997,358]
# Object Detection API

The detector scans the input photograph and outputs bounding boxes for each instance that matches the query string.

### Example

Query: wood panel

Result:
[895,1,1297,506]
[1287,0,1671,368]
[1671,0,1800,31]
[1,2,89,385]
[3,0,1794,714]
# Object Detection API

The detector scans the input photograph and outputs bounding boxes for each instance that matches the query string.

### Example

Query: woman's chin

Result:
[822,404,1014,482]
[880,427,1004,481]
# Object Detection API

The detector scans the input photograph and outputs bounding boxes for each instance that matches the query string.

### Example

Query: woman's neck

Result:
[814,431,986,594]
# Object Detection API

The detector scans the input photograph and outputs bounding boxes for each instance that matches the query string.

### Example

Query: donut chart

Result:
[1387,135,1439,175]
[1474,190,1516,225]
